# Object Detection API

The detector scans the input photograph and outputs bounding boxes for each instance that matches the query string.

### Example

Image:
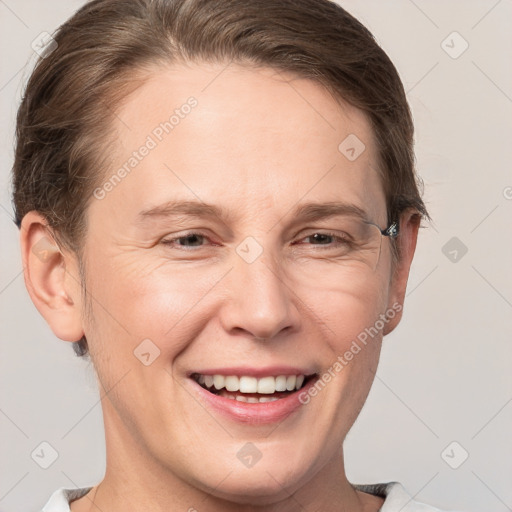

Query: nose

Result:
[218,254,301,341]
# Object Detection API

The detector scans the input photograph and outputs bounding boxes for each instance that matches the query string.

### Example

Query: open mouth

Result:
[191,373,316,403]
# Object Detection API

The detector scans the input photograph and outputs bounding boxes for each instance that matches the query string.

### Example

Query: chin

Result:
[204,473,301,505]
[189,456,311,505]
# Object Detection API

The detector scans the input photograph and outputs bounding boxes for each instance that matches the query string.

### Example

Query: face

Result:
[78,62,404,503]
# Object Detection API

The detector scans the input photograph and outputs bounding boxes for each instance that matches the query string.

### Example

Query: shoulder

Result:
[41,487,92,512]
[353,481,465,512]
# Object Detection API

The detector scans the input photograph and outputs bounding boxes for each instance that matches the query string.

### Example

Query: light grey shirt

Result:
[41,482,462,511]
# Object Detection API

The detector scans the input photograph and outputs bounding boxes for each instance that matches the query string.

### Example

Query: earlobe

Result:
[383,209,421,335]
[20,211,85,342]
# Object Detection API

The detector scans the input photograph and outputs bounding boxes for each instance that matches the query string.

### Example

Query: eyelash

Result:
[160,231,352,250]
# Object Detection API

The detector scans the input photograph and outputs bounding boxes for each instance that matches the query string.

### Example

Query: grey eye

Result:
[177,234,205,246]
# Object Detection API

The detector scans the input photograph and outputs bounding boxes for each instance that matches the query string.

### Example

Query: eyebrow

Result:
[288,201,368,224]
[138,200,228,222]
[136,199,368,226]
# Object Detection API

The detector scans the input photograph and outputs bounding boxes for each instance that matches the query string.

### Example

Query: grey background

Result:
[1,1,511,511]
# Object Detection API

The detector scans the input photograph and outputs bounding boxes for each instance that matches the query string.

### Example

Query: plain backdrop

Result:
[1,1,511,511]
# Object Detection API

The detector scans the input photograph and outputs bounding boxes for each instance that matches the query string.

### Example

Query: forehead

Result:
[92,61,386,228]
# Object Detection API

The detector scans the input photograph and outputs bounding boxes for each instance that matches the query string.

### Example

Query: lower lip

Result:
[190,377,317,425]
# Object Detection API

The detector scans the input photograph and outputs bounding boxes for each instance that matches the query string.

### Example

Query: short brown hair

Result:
[12,0,428,358]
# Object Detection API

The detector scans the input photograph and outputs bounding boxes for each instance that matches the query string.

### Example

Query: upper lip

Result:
[188,366,316,378]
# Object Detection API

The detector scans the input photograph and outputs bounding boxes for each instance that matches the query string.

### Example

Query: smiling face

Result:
[70,61,407,505]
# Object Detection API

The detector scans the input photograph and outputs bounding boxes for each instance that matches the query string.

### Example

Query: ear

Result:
[19,211,85,342]
[383,209,421,335]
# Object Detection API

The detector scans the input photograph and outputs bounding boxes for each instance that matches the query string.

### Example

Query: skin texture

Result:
[20,62,419,512]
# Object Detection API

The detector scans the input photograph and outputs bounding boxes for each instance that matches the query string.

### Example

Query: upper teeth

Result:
[198,374,305,394]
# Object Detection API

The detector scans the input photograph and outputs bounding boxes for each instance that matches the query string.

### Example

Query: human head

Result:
[12,0,427,358]
[14,1,427,508]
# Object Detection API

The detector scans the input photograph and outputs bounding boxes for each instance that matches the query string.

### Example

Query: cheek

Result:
[300,269,390,397]
[82,253,229,357]
[299,264,391,344]
[318,285,385,384]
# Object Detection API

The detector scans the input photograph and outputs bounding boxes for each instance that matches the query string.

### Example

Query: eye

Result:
[304,233,339,245]
[160,232,211,249]
[294,231,353,248]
